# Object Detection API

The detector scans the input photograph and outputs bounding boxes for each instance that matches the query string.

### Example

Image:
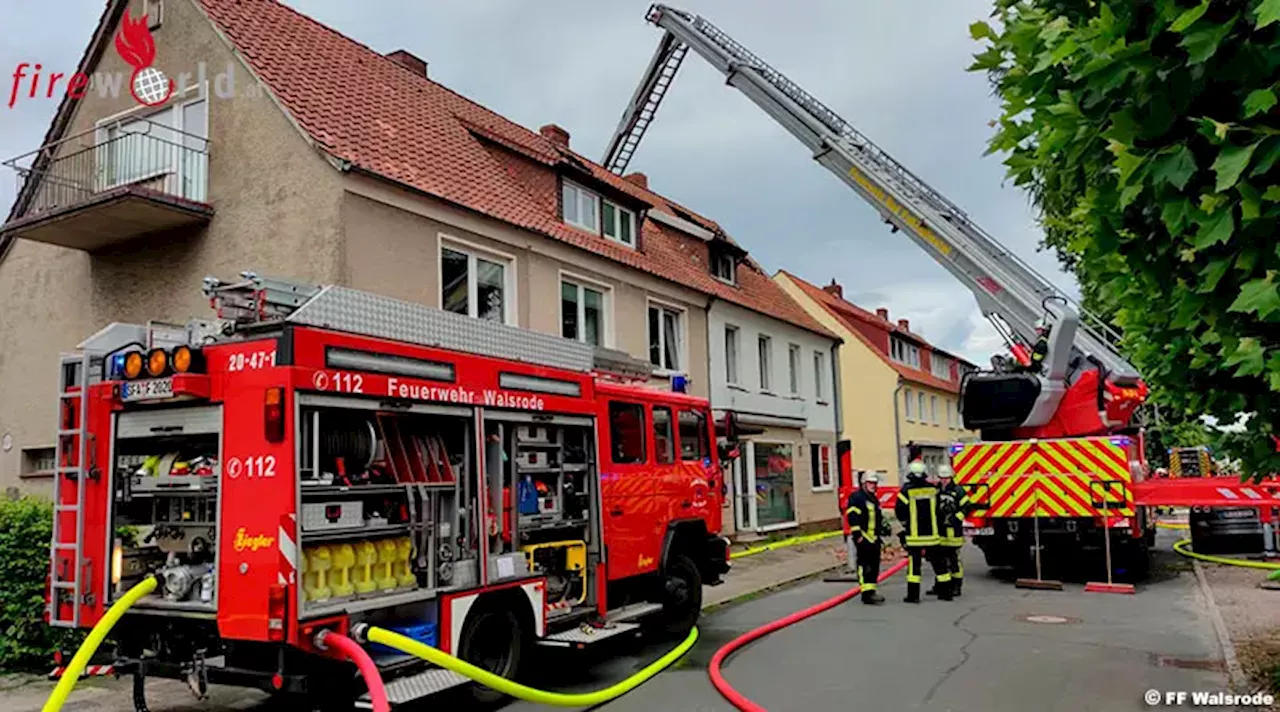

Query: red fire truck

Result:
[48,272,736,708]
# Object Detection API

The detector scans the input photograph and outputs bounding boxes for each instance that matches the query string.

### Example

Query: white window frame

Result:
[918,392,927,422]
[745,438,800,532]
[558,270,614,348]
[601,198,637,248]
[95,82,207,198]
[890,337,921,368]
[646,297,687,374]
[724,324,741,386]
[787,343,801,396]
[932,354,953,380]
[437,235,518,325]
[145,0,164,28]
[758,335,773,393]
[904,388,914,420]
[810,441,833,492]
[813,350,827,402]
[947,400,955,428]
[931,395,939,425]
[562,181,600,233]
[711,253,735,284]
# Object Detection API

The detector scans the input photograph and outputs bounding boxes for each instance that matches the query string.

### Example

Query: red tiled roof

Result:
[194,0,834,339]
[780,270,968,393]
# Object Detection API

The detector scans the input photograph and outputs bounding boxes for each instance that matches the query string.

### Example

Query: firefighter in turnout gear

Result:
[845,472,890,604]
[929,464,970,598]
[895,460,951,602]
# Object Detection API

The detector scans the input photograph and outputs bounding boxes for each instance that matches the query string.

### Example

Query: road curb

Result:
[1191,558,1248,691]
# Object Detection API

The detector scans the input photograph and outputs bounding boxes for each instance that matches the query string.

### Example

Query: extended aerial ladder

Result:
[603,4,1148,440]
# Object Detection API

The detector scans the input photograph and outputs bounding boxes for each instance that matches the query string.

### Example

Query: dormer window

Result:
[712,252,735,283]
[562,179,635,248]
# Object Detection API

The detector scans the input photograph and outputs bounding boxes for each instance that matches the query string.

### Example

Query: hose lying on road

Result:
[361,623,697,707]
[1156,521,1189,529]
[43,574,159,712]
[1173,538,1280,570]
[316,630,390,712]
[732,529,843,559]
[709,557,910,712]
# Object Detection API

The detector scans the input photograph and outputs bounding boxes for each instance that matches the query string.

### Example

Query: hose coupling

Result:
[312,629,331,651]
[350,623,371,644]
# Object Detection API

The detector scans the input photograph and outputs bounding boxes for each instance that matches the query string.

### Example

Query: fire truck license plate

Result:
[965,526,994,536]
[121,378,174,402]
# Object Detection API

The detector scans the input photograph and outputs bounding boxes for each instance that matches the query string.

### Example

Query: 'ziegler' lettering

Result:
[847,166,953,256]
[386,378,546,411]
[234,528,275,553]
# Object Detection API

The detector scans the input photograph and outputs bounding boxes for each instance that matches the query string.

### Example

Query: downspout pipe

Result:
[829,340,843,438]
[892,377,905,483]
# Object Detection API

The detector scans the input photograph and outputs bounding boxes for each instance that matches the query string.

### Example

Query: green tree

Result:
[971,0,1280,479]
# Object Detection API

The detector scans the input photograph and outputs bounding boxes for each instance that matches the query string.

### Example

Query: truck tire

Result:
[457,601,525,706]
[655,552,702,635]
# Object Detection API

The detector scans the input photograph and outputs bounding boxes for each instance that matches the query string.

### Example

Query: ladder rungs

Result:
[51,581,76,589]
[56,429,83,437]
[53,543,78,550]
[59,392,82,401]
[56,467,81,475]
[54,505,79,512]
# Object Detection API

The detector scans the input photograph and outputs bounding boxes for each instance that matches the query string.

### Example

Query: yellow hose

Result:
[1156,521,1189,529]
[366,624,697,707]
[1172,538,1280,570]
[43,575,158,712]
[732,529,843,559]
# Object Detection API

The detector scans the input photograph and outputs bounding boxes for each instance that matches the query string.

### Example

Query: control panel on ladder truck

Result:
[602,4,1280,580]
[47,271,738,709]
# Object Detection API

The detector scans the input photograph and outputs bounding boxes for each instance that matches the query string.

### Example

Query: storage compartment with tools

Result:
[296,398,476,617]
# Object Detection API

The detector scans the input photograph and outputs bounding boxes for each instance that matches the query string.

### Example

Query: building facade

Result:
[0,0,827,501]
[707,299,841,535]
[775,272,979,485]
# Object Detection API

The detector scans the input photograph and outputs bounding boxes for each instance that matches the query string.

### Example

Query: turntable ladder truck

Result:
[602,4,1165,578]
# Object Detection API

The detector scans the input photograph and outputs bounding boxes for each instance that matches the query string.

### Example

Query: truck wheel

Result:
[655,553,702,635]
[457,603,525,705]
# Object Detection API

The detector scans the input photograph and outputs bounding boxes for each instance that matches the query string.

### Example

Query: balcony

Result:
[2,119,212,252]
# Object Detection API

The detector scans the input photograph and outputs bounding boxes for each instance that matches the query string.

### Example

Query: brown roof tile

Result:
[780,271,972,393]
[196,0,833,339]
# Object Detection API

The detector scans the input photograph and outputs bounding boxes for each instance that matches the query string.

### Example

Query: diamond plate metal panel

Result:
[538,621,640,647]
[362,668,471,704]
[287,286,597,373]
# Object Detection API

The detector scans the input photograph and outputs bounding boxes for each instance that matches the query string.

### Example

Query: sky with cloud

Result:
[0,0,1082,366]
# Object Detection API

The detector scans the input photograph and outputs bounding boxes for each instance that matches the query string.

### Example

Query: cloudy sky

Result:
[0,0,1080,365]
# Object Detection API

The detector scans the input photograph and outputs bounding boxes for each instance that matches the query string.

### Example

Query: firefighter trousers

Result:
[907,546,951,602]
[935,544,963,596]
[854,538,881,596]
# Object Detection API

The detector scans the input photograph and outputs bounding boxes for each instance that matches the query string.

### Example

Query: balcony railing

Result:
[5,119,209,219]
[2,119,212,251]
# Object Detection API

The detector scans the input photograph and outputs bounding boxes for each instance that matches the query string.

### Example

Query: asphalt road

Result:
[501,535,1230,712]
[6,534,1233,712]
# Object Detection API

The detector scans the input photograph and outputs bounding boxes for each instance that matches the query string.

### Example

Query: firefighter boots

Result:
[861,590,885,605]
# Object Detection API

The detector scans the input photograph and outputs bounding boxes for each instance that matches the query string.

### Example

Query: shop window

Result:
[678,409,707,461]
[608,401,646,465]
[653,406,675,464]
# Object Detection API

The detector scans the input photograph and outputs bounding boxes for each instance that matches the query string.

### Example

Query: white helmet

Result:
[862,472,880,484]
[938,465,954,480]
[908,461,926,475]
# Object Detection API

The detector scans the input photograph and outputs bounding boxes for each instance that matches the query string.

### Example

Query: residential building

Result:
[709,295,841,535]
[0,0,830,505]
[775,273,979,484]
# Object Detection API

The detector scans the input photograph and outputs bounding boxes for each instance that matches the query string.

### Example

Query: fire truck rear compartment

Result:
[975,516,1151,582]
[110,404,223,613]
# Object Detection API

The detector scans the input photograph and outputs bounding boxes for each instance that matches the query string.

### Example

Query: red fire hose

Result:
[316,630,390,712]
[708,557,909,712]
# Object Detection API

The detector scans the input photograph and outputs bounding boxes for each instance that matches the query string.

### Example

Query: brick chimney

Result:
[385,50,428,78]
[822,279,843,299]
[539,124,570,149]
[623,172,648,189]
[876,307,889,320]
[898,318,910,331]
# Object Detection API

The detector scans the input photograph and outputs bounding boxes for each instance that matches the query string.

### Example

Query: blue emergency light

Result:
[670,374,688,393]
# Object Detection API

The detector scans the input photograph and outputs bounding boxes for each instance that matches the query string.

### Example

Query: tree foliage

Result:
[0,496,82,670]
[971,0,1280,478]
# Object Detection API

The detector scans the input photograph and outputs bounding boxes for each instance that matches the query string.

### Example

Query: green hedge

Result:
[0,496,82,670]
